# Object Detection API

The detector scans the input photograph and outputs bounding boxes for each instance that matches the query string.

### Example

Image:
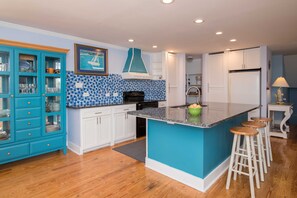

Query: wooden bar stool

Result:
[226,126,260,198]
[251,117,273,166]
[241,121,267,182]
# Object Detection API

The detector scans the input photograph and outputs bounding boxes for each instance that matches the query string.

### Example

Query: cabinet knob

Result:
[10,95,14,98]
[28,133,32,136]
[47,144,50,147]
[7,152,10,155]
[28,122,31,125]
[27,101,31,105]
[42,94,45,97]
[28,112,31,115]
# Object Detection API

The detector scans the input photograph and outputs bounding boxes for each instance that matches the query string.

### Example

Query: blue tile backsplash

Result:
[66,71,166,107]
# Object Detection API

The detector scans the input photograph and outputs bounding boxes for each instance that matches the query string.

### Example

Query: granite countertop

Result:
[128,102,259,128]
[66,101,138,109]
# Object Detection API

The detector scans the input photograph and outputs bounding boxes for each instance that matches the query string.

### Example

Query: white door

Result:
[114,112,126,142]
[98,115,112,146]
[206,53,228,102]
[83,117,98,150]
[126,114,136,138]
[166,53,179,106]
[228,50,244,70]
[244,48,260,69]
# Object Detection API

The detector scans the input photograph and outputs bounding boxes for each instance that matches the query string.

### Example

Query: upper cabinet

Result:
[227,47,260,70]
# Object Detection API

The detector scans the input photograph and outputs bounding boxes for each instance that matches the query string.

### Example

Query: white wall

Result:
[0,21,151,73]
[186,58,202,74]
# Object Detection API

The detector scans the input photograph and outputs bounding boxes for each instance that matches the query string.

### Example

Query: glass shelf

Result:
[0,121,10,141]
[45,56,61,75]
[0,51,10,72]
[0,98,10,119]
[19,76,38,94]
[45,77,61,94]
[19,54,37,73]
[0,75,9,94]
[46,96,61,113]
[45,115,61,133]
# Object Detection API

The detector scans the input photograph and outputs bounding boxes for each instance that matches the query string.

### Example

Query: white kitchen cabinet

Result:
[228,47,260,70]
[82,117,98,150]
[113,104,136,143]
[203,53,228,103]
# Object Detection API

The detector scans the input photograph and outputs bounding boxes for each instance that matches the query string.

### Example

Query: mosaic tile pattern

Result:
[66,71,166,107]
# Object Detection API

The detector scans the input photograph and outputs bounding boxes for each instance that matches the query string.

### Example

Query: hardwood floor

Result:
[1,128,296,198]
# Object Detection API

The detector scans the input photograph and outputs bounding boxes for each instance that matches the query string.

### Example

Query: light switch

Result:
[75,82,83,88]
[105,92,110,97]
[113,92,119,97]
[83,92,89,97]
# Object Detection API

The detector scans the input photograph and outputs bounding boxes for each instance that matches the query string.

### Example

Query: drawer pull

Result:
[28,122,31,125]
[47,144,50,147]
[95,112,102,114]
[124,109,129,111]
[7,152,11,155]
[28,112,31,115]
[28,133,32,136]
[28,101,31,105]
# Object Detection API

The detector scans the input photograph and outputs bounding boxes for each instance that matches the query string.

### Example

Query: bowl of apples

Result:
[188,103,202,116]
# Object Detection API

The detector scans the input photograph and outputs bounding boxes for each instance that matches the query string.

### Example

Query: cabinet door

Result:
[244,48,260,69]
[83,117,98,150]
[125,114,136,139]
[228,50,244,70]
[0,46,14,144]
[15,49,41,97]
[114,112,126,142]
[98,115,111,146]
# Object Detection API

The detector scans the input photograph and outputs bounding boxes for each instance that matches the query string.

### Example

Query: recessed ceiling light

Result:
[194,18,204,24]
[169,50,174,53]
[128,39,134,43]
[152,45,158,49]
[216,31,223,35]
[161,0,175,4]
[226,48,231,51]
[230,39,237,42]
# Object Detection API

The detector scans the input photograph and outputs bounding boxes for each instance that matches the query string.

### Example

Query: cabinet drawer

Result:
[16,128,41,141]
[30,136,64,155]
[82,107,112,118]
[113,105,136,113]
[16,118,41,130]
[15,97,41,108]
[0,143,29,162]
[15,108,41,119]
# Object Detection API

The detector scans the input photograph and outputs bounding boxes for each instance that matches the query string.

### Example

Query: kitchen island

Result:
[128,102,259,192]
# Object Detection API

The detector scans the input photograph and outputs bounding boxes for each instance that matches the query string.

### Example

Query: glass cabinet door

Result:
[42,53,64,135]
[15,49,40,97]
[0,47,14,144]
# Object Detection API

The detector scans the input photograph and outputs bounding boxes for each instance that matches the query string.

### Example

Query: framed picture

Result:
[74,44,108,75]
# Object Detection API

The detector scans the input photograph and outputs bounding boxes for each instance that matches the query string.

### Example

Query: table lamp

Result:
[272,76,289,104]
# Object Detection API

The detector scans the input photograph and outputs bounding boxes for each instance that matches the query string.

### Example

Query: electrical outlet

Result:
[75,82,83,88]
[113,92,118,97]
[105,92,110,97]
[83,92,89,97]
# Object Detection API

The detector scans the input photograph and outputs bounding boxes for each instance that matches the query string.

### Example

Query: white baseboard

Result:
[67,141,83,155]
[145,157,230,192]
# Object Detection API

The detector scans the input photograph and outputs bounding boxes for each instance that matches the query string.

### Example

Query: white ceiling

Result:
[1,0,297,55]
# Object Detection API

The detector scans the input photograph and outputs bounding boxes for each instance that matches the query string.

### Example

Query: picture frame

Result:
[74,44,108,75]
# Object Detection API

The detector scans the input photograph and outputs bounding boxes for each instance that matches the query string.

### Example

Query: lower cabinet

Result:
[67,104,136,155]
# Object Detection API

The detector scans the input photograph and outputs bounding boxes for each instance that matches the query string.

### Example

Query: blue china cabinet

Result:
[0,41,68,164]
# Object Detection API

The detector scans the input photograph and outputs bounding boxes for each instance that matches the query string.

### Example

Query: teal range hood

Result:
[122,48,151,79]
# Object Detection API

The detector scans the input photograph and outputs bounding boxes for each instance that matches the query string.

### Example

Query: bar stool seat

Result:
[226,126,260,198]
[251,117,273,166]
[241,121,267,182]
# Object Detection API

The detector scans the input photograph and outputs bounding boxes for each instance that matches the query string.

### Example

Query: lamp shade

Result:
[272,77,289,87]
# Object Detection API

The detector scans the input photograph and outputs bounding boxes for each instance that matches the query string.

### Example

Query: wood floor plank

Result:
[0,128,296,198]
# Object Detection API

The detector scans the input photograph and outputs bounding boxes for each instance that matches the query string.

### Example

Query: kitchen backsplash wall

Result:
[66,71,166,107]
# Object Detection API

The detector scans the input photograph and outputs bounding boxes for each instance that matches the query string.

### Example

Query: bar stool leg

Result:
[233,135,241,180]
[259,129,268,174]
[238,138,246,175]
[246,136,256,198]
[256,133,264,181]
[226,134,238,189]
[266,122,273,162]
[250,136,260,189]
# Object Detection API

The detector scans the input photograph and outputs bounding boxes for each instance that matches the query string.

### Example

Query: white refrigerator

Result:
[229,70,261,119]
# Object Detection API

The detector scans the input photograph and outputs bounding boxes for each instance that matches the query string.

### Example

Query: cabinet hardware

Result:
[42,94,45,96]
[28,112,31,115]
[99,117,101,124]
[97,117,99,124]
[124,109,129,111]
[28,133,32,136]
[7,152,11,155]
[27,101,31,105]
[95,112,102,114]
[28,122,31,125]
[10,94,14,98]
[47,144,50,146]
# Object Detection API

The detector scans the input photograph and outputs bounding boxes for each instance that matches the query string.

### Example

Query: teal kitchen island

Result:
[128,102,259,192]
